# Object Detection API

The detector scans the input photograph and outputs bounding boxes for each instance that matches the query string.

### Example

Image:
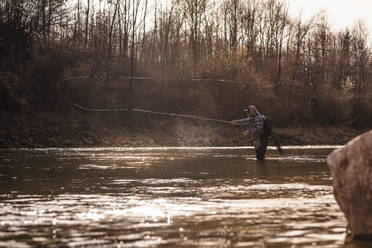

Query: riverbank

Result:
[0,111,366,148]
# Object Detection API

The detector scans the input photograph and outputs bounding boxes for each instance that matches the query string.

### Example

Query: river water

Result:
[0,146,364,247]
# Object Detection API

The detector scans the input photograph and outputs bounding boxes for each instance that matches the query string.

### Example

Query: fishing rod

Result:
[64,75,248,84]
[130,108,231,124]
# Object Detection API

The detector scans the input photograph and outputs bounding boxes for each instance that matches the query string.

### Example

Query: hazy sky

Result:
[287,0,372,39]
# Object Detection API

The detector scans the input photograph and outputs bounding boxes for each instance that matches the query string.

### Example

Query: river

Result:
[0,146,365,247]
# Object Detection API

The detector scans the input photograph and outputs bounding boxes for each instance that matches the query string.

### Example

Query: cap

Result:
[244,105,257,112]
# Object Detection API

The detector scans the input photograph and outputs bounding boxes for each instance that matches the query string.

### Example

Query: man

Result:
[231,105,268,161]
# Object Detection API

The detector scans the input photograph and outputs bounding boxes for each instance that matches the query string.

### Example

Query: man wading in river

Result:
[231,105,268,161]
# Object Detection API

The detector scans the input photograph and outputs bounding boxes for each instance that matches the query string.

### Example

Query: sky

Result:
[287,0,372,40]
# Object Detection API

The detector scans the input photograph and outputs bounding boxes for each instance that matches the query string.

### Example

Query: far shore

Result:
[0,112,367,148]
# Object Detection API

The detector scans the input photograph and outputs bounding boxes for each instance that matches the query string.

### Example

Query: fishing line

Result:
[57,77,231,124]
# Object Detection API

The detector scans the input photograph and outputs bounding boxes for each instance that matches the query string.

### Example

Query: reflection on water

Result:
[0,146,365,247]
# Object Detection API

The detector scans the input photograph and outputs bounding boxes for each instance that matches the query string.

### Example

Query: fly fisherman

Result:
[231,105,268,161]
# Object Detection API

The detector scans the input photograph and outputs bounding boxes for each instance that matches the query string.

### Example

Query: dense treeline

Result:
[1,0,371,128]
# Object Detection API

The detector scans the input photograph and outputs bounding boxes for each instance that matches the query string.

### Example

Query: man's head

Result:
[244,105,257,117]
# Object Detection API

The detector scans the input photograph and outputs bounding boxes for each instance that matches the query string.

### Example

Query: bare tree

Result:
[84,0,90,48]
[350,20,369,122]
[108,0,120,57]
[292,15,314,80]
[182,0,208,77]
[241,0,258,56]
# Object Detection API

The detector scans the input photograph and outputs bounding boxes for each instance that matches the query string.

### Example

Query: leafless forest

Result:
[1,0,371,138]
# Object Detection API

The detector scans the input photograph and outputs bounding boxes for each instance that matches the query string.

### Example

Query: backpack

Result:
[262,116,272,138]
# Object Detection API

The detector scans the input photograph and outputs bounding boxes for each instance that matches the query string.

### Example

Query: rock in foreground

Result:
[327,130,372,238]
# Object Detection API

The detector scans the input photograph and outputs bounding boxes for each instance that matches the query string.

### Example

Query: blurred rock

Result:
[327,129,372,238]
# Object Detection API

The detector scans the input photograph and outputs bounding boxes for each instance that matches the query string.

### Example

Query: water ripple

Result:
[0,146,355,247]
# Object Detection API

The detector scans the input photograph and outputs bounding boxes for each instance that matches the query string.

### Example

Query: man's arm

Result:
[231,118,251,126]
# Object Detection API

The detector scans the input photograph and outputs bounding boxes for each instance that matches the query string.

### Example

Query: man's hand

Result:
[231,120,237,125]
[243,130,249,136]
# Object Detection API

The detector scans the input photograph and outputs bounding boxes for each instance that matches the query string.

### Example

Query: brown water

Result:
[0,146,365,247]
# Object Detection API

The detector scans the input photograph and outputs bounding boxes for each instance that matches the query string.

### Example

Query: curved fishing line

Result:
[57,77,230,124]
[57,79,129,112]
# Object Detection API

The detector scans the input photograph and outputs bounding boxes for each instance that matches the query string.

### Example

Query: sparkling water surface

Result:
[0,146,363,247]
